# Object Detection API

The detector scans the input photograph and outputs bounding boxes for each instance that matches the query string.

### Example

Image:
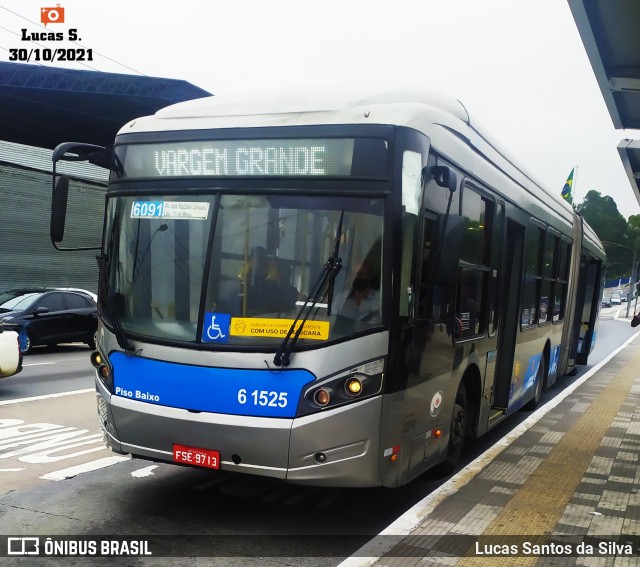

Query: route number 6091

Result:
[237,389,288,408]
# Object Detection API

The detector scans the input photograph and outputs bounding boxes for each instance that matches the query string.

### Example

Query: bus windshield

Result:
[103,192,384,346]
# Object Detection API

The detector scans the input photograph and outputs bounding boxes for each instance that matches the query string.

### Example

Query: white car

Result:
[0,328,22,378]
[52,287,98,302]
[611,293,622,305]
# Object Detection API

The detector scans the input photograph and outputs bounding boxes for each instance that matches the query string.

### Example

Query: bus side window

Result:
[522,223,544,327]
[457,269,483,336]
[554,239,572,321]
[455,187,493,338]
[417,216,436,320]
[488,201,505,336]
[539,231,558,325]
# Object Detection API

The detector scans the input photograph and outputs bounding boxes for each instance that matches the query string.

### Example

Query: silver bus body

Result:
[54,88,603,487]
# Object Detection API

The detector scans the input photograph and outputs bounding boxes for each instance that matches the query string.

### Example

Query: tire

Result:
[20,333,33,355]
[433,382,468,477]
[523,356,546,411]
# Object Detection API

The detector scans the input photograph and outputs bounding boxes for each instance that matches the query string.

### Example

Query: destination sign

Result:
[118,138,367,178]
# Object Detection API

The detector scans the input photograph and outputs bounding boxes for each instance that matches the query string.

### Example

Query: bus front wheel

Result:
[433,382,468,477]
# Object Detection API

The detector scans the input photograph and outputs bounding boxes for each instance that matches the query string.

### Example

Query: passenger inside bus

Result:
[336,260,381,323]
[244,246,299,314]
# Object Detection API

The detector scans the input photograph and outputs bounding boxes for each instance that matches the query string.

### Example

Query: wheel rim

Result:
[450,403,466,450]
[534,360,544,400]
[22,335,31,353]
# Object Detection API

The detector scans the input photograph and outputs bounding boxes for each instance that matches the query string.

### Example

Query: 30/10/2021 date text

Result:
[9,48,93,62]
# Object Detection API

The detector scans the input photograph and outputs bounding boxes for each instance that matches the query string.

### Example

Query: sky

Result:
[2,0,639,219]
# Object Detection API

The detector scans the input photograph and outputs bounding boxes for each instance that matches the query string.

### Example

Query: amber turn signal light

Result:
[314,388,330,406]
[345,377,363,395]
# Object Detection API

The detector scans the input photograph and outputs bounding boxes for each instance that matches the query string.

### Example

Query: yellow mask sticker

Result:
[230,318,329,340]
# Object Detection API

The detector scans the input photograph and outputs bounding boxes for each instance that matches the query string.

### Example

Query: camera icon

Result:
[41,4,65,26]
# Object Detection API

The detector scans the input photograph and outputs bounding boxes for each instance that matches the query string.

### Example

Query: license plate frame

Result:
[173,444,220,469]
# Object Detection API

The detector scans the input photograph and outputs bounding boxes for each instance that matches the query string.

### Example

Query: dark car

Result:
[0,288,97,354]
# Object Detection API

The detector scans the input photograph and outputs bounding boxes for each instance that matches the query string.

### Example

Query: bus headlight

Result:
[345,377,363,395]
[90,351,102,367]
[94,348,114,393]
[297,358,385,417]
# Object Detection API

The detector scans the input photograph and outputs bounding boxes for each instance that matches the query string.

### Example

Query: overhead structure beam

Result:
[569,0,640,207]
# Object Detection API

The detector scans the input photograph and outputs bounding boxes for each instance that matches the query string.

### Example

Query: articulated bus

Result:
[50,89,605,487]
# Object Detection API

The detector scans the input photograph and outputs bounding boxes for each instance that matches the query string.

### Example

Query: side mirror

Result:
[431,165,458,193]
[49,142,109,252]
[427,215,464,285]
[50,175,69,244]
[33,306,49,316]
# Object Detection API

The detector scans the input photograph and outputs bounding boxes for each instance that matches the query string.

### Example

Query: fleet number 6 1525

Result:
[237,389,288,407]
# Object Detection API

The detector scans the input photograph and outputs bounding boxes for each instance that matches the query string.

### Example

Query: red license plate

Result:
[173,444,220,469]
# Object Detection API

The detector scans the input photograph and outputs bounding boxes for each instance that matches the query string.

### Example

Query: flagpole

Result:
[573,165,578,205]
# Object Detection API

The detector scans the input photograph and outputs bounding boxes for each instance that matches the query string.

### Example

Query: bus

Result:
[50,88,605,488]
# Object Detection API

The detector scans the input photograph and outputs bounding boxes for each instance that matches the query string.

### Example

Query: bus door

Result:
[572,252,603,365]
[491,220,525,419]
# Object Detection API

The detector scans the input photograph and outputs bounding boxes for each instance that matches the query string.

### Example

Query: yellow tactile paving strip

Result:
[456,346,640,567]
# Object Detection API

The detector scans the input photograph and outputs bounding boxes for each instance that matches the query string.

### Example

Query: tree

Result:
[575,190,627,242]
[575,190,629,279]
[628,214,640,245]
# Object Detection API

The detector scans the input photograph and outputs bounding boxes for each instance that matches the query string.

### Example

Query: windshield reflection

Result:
[105,192,384,346]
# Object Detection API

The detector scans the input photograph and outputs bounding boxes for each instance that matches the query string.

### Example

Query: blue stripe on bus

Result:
[523,353,542,393]
[109,352,315,418]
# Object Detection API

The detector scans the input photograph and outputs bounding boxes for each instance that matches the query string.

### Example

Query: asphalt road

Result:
[0,344,94,399]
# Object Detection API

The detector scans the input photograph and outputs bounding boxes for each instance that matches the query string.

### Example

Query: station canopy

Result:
[0,62,212,150]
[569,0,640,206]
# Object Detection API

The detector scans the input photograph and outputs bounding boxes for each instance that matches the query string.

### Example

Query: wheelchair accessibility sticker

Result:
[202,312,230,343]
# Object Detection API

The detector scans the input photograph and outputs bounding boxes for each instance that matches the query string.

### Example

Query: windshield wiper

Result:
[273,210,344,367]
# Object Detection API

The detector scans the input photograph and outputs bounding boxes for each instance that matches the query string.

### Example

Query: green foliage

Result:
[628,214,640,244]
[575,190,626,242]
[575,190,637,279]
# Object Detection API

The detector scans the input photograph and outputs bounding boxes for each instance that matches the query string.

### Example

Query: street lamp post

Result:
[601,240,637,318]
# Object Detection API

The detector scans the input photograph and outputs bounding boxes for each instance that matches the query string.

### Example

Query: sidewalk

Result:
[341,323,640,567]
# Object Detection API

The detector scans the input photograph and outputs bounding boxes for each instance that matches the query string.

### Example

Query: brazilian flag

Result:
[561,168,574,203]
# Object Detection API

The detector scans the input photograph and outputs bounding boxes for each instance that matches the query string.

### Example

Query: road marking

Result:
[613,306,634,321]
[0,388,94,406]
[131,465,158,478]
[337,331,640,567]
[22,362,57,367]
[0,468,25,472]
[40,456,130,481]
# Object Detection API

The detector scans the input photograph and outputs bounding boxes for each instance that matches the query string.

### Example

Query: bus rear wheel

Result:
[523,355,546,411]
[433,382,467,477]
